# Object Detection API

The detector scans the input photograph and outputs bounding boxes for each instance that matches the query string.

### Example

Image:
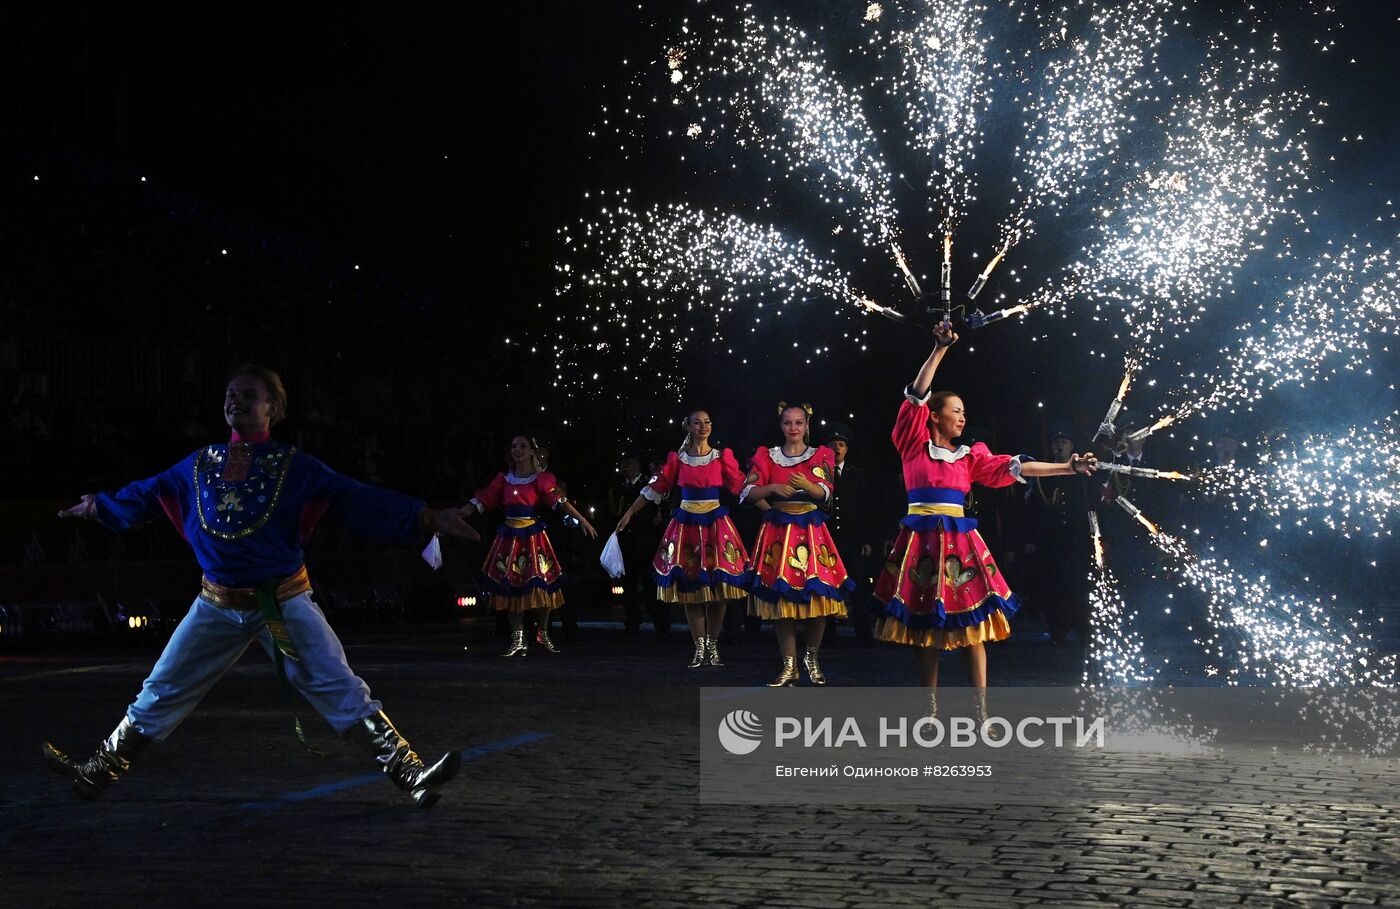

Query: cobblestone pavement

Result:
[3,618,1398,908]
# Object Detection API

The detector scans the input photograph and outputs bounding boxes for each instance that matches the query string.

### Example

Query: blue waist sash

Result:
[901,486,977,533]
[762,505,828,528]
[673,485,727,524]
[499,505,544,538]
[906,487,966,506]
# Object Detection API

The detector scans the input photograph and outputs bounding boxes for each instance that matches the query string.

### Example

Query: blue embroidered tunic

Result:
[93,433,426,586]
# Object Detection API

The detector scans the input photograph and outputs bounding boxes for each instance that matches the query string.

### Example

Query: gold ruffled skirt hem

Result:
[491,588,565,613]
[747,595,848,620]
[874,611,1012,650]
[657,583,748,605]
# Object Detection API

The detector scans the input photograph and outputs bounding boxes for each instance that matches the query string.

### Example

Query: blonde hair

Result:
[679,409,711,454]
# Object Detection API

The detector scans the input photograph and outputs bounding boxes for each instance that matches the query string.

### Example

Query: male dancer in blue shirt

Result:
[43,365,478,808]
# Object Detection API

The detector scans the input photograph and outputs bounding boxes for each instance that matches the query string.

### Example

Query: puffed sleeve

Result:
[892,386,932,460]
[471,472,507,514]
[739,446,770,505]
[719,448,746,497]
[298,454,427,545]
[968,442,1029,489]
[642,452,681,503]
[93,452,197,536]
[811,446,835,504]
[537,471,566,509]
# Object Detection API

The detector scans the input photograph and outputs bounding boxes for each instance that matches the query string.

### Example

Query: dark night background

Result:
[2,2,1396,622]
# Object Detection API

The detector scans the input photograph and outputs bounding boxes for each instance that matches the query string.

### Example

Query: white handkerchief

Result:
[599,532,626,579]
[421,533,443,570]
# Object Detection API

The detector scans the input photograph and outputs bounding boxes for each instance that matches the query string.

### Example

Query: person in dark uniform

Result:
[607,451,669,636]
[825,425,876,643]
[1021,423,1094,654]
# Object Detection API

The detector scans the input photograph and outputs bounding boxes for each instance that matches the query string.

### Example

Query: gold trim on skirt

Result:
[747,594,848,620]
[874,611,1012,650]
[491,588,565,613]
[658,583,748,605]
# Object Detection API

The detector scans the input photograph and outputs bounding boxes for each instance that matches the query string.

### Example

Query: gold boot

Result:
[501,630,527,657]
[767,656,799,687]
[534,629,560,654]
[801,646,826,686]
[688,637,707,669]
[972,689,989,727]
[927,690,938,721]
[705,636,725,667]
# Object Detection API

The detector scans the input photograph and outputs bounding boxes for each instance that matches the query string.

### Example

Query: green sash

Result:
[255,580,321,756]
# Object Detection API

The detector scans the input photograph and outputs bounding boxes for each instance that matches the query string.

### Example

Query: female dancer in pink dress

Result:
[460,435,597,656]
[616,410,749,668]
[742,404,855,687]
[871,324,1097,716]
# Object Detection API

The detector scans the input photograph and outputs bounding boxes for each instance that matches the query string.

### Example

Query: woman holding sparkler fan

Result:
[616,410,750,668]
[742,404,855,687]
[871,323,1097,719]
[459,435,597,656]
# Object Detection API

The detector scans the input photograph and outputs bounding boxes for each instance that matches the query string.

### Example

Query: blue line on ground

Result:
[239,731,554,810]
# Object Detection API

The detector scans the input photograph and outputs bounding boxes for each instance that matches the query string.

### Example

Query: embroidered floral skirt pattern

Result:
[870,525,1019,649]
[746,517,854,620]
[481,528,565,612]
[653,512,750,604]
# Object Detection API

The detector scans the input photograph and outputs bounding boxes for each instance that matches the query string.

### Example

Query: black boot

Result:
[42,717,151,800]
[346,711,460,808]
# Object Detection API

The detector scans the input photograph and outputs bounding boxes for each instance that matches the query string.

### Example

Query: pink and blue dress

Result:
[871,387,1030,649]
[641,448,750,603]
[741,444,855,620]
[471,471,567,612]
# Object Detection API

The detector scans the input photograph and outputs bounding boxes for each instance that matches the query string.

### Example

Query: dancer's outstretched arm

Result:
[909,321,959,398]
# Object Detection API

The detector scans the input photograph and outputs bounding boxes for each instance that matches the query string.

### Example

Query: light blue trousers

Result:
[126,592,382,741]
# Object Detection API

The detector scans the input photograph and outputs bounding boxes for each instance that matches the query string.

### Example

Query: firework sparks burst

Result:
[887,0,996,238]
[554,195,867,400]
[1195,419,1400,539]
[967,0,1177,299]
[1141,242,1398,438]
[556,3,1397,704]
[1086,512,1159,686]
[679,13,905,263]
[1002,37,1312,345]
[1144,527,1396,688]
